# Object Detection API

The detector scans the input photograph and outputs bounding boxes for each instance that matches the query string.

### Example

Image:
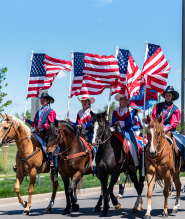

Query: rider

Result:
[143,86,185,163]
[132,106,143,136]
[23,92,58,175]
[66,94,95,145]
[111,94,139,168]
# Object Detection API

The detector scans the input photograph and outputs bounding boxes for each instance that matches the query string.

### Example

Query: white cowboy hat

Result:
[77,95,95,104]
[114,94,127,101]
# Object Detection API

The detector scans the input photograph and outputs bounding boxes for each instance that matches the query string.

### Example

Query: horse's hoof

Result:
[161,212,168,218]
[72,204,79,212]
[100,211,107,217]
[22,210,29,215]
[144,215,151,219]
[22,201,28,208]
[62,209,70,215]
[94,206,101,212]
[115,203,121,211]
[117,195,122,199]
[171,209,178,214]
[132,208,138,213]
[137,206,143,211]
[45,208,52,212]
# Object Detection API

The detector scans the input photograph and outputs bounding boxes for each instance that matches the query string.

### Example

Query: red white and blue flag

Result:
[111,49,142,98]
[70,52,119,97]
[129,86,158,110]
[142,43,171,93]
[27,54,72,98]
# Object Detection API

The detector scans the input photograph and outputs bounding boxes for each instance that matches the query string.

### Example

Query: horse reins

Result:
[1,119,28,145]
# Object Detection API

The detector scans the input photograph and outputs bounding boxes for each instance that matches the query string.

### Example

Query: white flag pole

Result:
[142,41,148,176]
[106,46,119,119]
[24,50,33,117]
[67,50,74,118]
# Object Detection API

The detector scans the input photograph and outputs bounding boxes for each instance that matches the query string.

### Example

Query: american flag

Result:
[71,52,119,97]
[111,49,142,98]
[27,54,72,98]
[142,43,171,93]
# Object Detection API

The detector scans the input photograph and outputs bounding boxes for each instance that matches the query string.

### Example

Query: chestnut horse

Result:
[0,114,59,215]
[144,115,181,219]
[46,119,100,215]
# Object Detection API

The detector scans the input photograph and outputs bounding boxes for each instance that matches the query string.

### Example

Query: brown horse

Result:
[0,114,59,215]
[46,119,100,215]
[144,115,181,219]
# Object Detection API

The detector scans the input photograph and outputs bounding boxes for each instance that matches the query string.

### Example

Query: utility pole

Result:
[182,0,185,134]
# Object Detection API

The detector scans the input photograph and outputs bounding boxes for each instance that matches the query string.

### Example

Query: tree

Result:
[98,101,118,120]
[15,110,31,128]
[0,67,12,113]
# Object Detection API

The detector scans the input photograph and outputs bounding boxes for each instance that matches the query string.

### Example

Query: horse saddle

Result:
[166,131,179,157]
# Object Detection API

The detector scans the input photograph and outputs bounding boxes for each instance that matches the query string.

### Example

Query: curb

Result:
[0,182,145,207]
[1,177,185,207]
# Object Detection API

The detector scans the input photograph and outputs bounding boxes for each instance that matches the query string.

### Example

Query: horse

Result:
[144,115,181,219]
[46,119,103,215]
[0,114,59,215]
[90,111,145,216]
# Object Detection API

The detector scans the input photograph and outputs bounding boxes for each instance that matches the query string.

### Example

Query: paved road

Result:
[1,187,185,219]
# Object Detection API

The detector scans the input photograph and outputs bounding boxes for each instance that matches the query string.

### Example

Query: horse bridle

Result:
[93,120,112,147]
[1,118,28,145]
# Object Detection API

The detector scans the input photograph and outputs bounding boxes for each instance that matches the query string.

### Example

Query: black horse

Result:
[90,111,145,216]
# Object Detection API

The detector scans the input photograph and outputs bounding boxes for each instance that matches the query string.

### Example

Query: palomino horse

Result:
[90,111,145,216]
[0,114,59,215]
[46,119,99,215]
[144,115,181,219]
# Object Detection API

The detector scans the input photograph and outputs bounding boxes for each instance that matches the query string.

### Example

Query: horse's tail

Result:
[154,176,164,189]
[77,177,85,191]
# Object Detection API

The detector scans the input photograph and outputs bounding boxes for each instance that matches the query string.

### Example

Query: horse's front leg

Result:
[99,173,109,217]
[14,170,26,209]
[94,183,103,212]
[68,171,82,212]
[172,170,181,213]
[144,173,156,219]
[162,171,171,217]
[46,173,59,212]
[107,170,121,211]
[22,168,37,215]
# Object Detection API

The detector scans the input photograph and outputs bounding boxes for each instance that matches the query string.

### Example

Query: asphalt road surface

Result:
[1,187,185,219]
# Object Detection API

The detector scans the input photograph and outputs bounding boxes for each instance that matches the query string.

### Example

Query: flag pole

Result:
[106,46,119,119]
[67,50,74,118]
[24,50,33,117]
[142,41,148,176]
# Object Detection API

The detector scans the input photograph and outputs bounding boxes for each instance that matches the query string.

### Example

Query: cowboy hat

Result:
[77,95,95,104]
[114,94,129,101]
[162,86,179,101]
[39,92,54,104]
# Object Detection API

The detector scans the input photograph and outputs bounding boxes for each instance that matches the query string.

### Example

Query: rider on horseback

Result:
[132,106,143,137]
[66,94,95,145]
[22,92,58,175]
[111,94,139,168]
[143,86,185,166]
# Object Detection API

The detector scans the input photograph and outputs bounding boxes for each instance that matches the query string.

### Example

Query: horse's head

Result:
[46,119,64,156]
[147,115,164,156]
[90,111,107,147]
[0,114,17,147]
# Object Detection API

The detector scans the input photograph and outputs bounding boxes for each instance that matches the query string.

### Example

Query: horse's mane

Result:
[152,118,164,132]
[58,120,77,135]
[2,116,31,139]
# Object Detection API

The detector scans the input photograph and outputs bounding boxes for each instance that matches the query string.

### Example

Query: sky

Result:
[0,0,183,122]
